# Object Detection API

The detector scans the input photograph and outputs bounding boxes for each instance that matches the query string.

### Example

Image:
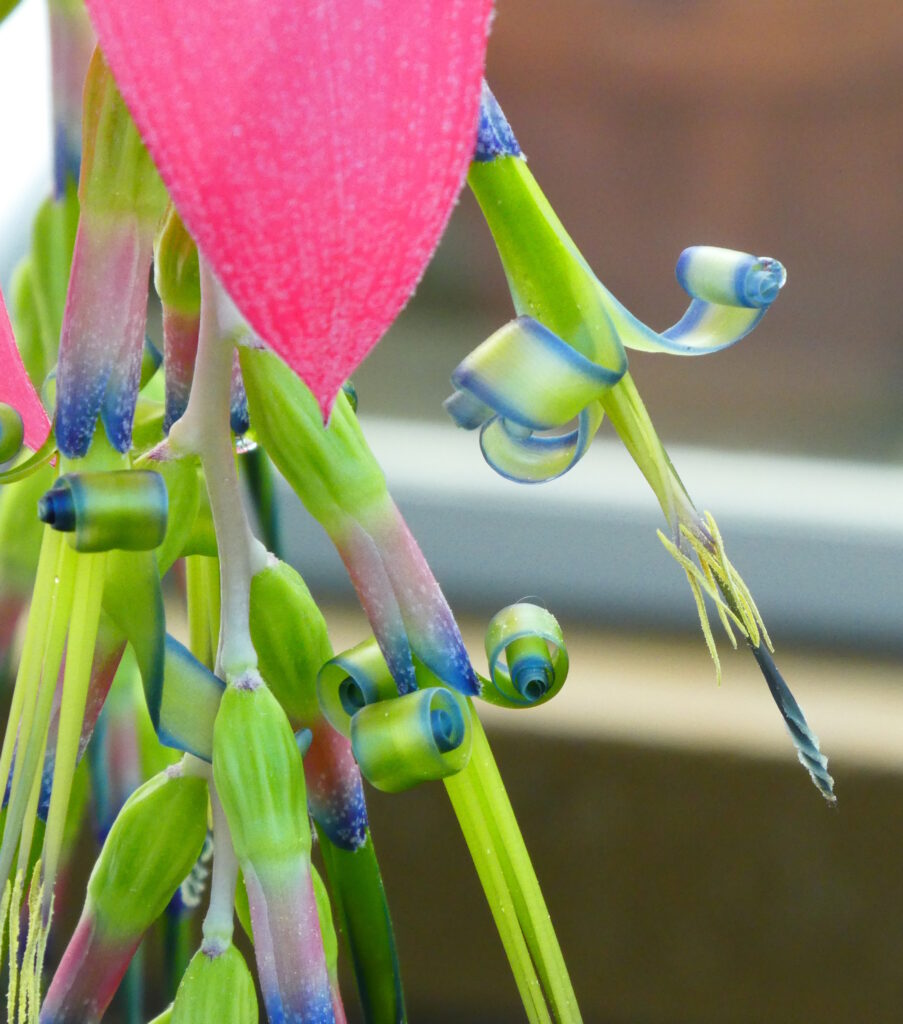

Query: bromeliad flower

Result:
[447,83,834,802]
[15,3,500,1023]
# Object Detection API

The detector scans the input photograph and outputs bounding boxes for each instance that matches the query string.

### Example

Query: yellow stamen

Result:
[7,869,24,1024]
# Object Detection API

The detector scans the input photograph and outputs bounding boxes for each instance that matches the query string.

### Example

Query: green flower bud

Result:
[213,681,311,865]
[87,766,207,940]
[171,945,257,1024]
[239,345,387,527]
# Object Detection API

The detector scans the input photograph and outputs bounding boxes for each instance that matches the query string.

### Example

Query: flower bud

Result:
[41,767,207,1023]
[171,945,257,1024]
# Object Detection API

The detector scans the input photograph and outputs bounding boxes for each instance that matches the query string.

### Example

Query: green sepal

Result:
[213,683,311,865]
[79,48,167,224]
[249,558,332,728]
[171,944,257,1024]
[87,767,208,941]
[318,828,406,1024]
[30,179,80,374]
[9,260,45,390]
[130,398,166,454]
[154,458,202,576]
[9,180,80,389]
[154,204,201,315]
[239,346,386,531]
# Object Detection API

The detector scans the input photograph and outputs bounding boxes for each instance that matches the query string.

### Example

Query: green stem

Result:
[0,531,74,887]
[41,547,107,918]
[0,529,62,817]
[201,779,239,954]
[12,538,77,879]
[467,712,581,1024]
[444,765,550,1024]
[186,555,211,669]
[203,556,221,667]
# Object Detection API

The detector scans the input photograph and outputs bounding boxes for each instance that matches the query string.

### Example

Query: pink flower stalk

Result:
[54,48,167,458]
[333,500,480,698]
[83,0,493,415]
[48,0,96,196]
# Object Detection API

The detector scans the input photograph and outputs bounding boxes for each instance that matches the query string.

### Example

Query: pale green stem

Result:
[201,778,239,955]
[168,259,265,681]
[203,556,221,667]
[467,712,581,1023]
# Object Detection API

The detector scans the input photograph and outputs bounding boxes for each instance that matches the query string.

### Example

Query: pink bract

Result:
[83,0,493,416]
[0,287,50,450]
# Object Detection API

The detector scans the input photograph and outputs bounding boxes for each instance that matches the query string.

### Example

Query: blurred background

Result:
[2,1,903,1022]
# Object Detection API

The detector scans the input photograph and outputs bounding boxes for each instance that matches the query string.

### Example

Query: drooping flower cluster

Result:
[0,3,833,1024]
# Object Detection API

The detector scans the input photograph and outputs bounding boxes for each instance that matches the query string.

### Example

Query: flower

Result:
[447,83,834,802]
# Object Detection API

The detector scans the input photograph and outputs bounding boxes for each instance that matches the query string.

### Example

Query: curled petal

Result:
[446,315,615,482]
[318,638,399,740]
[618,245,788,356]
[350,688,472,793]
[481,603,568,709]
